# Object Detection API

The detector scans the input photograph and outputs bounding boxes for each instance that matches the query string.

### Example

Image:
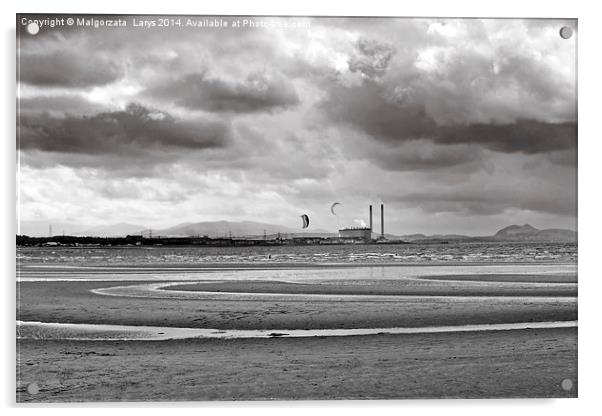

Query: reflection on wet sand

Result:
[18,319,578,341]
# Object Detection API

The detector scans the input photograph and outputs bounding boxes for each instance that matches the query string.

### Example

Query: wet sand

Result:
[17,319,577,341]
[17,328,577,402]
[16,263,578,401]
[417,273,578,283]
[17,280,577,330]
[165,277,577,297]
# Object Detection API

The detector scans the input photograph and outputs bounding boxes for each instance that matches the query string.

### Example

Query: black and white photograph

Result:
[15,13,578,402]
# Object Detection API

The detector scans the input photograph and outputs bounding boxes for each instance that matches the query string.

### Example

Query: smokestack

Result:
[380,204,384,238]
[369,205,373,231]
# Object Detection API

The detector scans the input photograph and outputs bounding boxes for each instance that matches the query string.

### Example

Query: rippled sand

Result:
[16,262,578,401]
[17,328,577,401]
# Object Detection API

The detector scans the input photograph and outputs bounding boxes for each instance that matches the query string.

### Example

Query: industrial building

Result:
[338,227,372,241]
[338,203,385,242]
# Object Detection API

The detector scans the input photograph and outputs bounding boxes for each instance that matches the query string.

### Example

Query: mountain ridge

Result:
[18,220,576,242]
[154,220,330,238]
[399,223,576,243]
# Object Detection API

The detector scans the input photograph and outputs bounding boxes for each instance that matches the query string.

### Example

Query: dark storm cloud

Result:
[19,103,231,155]
[399,187,576,217]
[19,95,105,117]
[148,71,300,113]
[365,142,484,172]
[437,120,576,154]
[323,81,435,139]
[322,81,576,155]
[19,50,122,88]
[19,150,183,178]
[185,126,337,182]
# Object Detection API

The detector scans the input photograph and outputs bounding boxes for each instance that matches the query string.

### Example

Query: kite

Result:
[300,214,310,229]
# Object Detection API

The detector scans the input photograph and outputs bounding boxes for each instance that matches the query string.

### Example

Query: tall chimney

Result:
[380,204,384,238]
[369,205,373,231]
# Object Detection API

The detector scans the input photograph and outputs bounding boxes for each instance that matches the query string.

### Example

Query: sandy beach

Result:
[16,262,578,401]
[17,328,577,402]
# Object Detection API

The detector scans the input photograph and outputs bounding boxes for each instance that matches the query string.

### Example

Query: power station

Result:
[338,204,385,242]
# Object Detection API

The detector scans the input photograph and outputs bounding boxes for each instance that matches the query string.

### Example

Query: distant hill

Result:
[494,224,538,238]
[18,220,576,242]
[154,220,330,238]
[493,224,577,242]
[399,233,472,242]
[18,219,331,238]
[397,224,576,243]
[77,222,146,237]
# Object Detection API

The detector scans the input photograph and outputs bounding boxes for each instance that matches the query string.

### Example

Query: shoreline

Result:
[17,260,578,270]
[17,319,579,341]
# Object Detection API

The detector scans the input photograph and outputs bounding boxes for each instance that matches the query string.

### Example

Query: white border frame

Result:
[3,1,599,414]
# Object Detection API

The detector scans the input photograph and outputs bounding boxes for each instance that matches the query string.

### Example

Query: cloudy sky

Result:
[17,16,577,235]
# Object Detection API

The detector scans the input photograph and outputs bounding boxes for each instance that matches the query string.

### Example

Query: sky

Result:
[17,16,577,236]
